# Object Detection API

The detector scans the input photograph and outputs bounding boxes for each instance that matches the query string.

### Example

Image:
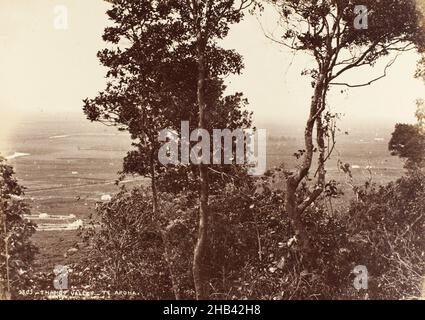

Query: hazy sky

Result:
[0,0,424,134]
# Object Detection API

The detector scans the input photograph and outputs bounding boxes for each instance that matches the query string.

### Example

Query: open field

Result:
[0,116,147,272]
[0,116,405,273]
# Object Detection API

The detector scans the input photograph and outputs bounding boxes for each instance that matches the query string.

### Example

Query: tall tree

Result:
[84,0,255,299]
[389,101,425,169]
[170,0,257,299]
[389,124,425,169]
[270,0,425,254]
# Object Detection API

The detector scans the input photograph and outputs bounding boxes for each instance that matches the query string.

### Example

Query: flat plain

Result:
[0,116,405,273]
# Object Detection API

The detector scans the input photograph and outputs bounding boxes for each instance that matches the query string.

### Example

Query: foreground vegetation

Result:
[4,159,425,300]
[2,0,425,300]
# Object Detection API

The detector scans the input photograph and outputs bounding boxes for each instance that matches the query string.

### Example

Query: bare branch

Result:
[329,54,399,88]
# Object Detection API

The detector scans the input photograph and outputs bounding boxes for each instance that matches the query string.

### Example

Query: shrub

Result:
[346,170,425,299]
[0,158,38,299]
[74,167,425,300]
[77,187,176,299]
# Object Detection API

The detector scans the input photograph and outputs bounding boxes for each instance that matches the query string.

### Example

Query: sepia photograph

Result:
[2,0,425,305]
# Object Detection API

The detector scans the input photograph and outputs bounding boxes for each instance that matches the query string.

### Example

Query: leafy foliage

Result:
[0,157,37,299]
[389,123,425,169]
[347,171,425,299]
[77,188,176,299]
[83,0,253,184]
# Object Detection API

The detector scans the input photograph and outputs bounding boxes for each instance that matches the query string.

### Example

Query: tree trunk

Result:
[285,177,308,249]
[0,214,6,300]
[285,76,325,253]
[0,210,5,300]
[192,31,210,300]
[0,204,10,300]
